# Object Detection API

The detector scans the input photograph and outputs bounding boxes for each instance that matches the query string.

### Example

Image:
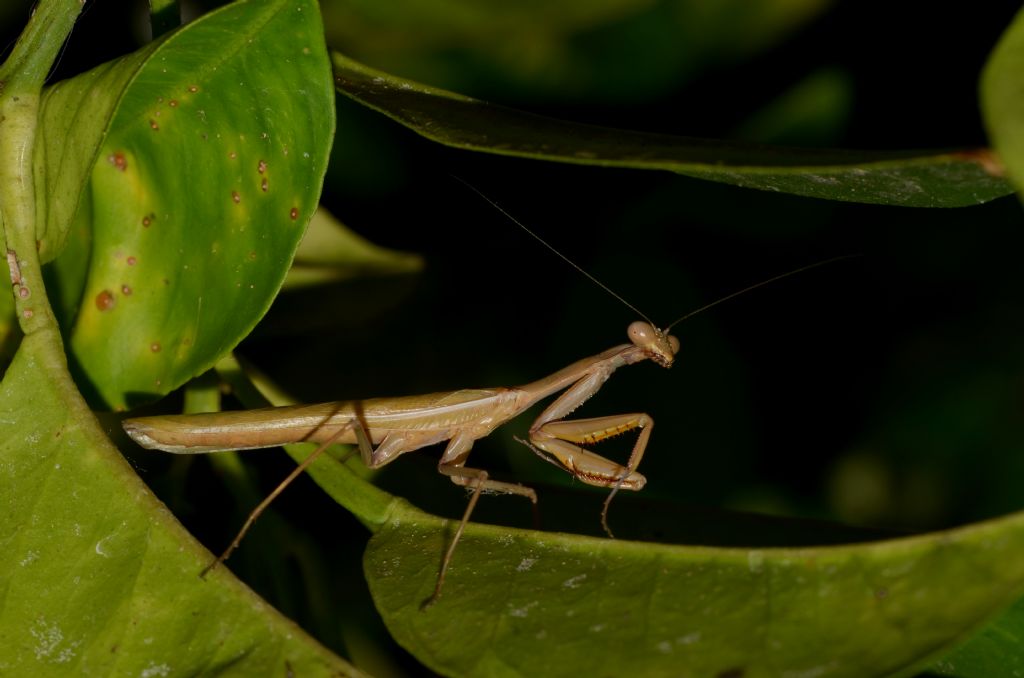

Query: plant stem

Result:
[0,0,89,424]
[0,0,82,340]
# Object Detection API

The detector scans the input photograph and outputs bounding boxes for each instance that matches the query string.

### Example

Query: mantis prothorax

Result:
[123,187,852,607]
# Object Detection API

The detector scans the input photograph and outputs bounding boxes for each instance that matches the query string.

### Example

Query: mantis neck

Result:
[515,343,639,409]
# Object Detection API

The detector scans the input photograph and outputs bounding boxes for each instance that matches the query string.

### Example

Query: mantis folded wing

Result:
[123,320,679,606]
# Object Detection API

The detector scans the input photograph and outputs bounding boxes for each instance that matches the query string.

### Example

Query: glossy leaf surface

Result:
[334,53,1012,208]
[50,0,334,409]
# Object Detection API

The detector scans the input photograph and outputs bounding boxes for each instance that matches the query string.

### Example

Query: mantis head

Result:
[627,321,679,368]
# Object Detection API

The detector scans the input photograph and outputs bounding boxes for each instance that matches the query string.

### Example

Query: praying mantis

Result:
[123,187,850,607]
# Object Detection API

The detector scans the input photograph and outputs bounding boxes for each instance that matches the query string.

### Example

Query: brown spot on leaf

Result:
[142,213,154,227]
[95,290,115,311]
[261,178,268,192]
[126,256,137,266]
[108,152,128,171]
[168,99,178,107]
[289,207,299,220]
[257,159,267,174]
[121,285,132,296]
[149,120,159,130]
[232,191,241,204]
[150,342,161,353]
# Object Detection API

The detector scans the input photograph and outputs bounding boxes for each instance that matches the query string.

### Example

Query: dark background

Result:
[5,1,1024,673]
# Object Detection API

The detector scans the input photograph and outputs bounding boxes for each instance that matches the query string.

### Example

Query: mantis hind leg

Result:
[200,419,360,578]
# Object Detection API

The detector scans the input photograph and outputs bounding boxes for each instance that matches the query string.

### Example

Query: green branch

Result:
[0,0,83,339]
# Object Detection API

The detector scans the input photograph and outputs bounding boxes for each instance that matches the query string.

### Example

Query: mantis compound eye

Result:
[627,321,655,346]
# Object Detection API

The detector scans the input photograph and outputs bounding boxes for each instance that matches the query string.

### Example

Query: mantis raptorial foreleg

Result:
[523,411,653,537]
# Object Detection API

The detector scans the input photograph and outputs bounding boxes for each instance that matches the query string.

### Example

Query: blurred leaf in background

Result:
[321,0,833,105]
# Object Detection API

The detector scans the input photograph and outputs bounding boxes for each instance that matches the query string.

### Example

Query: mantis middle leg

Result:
[425,431,538,608]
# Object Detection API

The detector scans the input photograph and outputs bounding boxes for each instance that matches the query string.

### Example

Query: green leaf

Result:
[930,595,1024,676]
[238,407,1024,678]
[283,207,423,289]
[149,0,181,38]
[35,40,165,262]
[235,387,1024,678]
[918,14,1024,673]
[322,0,831,103]
[361,503,1024,678]
[50,0,335,409]
[333,52,1013,207]
[0,2,355,673]
[982,5,1024,198]
[0,336,359,676]
[733,67,854,146]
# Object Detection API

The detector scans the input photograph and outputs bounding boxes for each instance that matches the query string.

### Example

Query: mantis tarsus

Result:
[123,189,851,607]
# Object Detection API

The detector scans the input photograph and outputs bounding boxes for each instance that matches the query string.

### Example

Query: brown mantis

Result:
[124,318,677,605]
[123,187,851,606]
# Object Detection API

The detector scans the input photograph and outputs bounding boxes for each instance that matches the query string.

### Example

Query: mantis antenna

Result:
[453,176,658,328]
[455,177,859,329]
[663,254,861,331]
